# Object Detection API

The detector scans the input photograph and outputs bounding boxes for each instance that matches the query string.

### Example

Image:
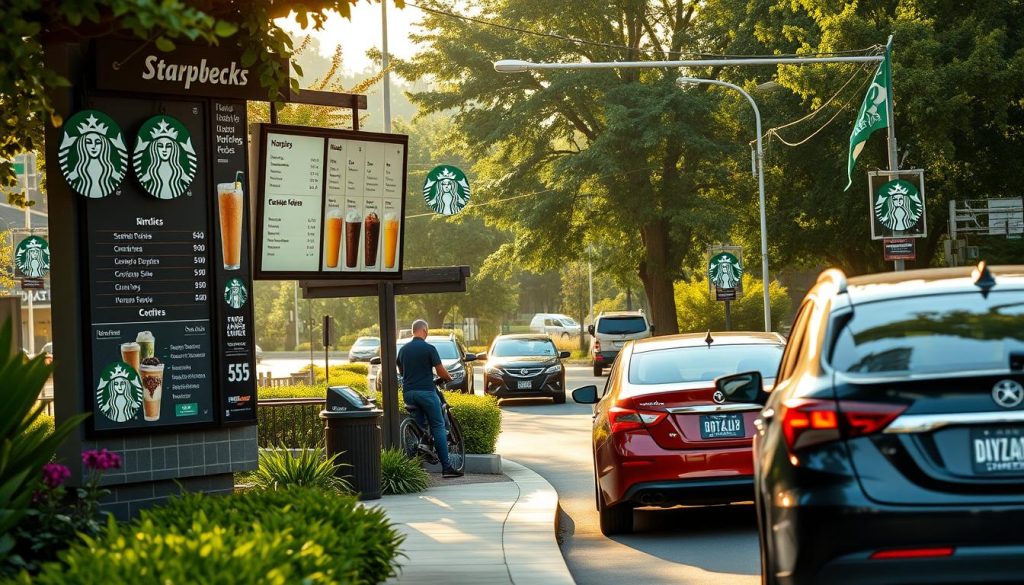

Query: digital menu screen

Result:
[77,95,257,435]
[254,124,407,280]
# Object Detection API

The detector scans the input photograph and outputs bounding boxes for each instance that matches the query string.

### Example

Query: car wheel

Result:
[593,364,602,377]
[561,332,570,339]
[756,485,778,585]
[598,489,633,536]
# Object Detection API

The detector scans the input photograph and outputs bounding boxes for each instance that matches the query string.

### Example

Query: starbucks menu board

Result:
[74,96,257,435]
[254,124,408,280]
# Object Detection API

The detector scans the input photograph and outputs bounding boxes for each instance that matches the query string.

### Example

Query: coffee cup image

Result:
[140,356,164,422]
[345,209,362,268]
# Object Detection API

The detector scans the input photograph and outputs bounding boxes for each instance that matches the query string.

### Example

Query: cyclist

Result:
[397,319,463,478]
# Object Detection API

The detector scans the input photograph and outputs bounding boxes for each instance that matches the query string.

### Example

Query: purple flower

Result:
[41,463,71,489]
[81,449,122,472]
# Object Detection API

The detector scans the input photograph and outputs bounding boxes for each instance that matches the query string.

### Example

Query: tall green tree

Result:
[398,0,750,335]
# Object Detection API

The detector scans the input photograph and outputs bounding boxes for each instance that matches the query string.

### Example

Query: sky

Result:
[276,1,423,75]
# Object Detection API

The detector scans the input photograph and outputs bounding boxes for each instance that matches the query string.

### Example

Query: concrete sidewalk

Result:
[375,459,574,585]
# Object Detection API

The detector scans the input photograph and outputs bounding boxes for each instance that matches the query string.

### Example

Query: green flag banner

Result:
[845,53,890,190]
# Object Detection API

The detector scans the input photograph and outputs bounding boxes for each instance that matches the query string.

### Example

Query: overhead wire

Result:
[763,64,875,148]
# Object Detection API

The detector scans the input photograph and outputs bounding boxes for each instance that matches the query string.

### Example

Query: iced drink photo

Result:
[364,212,380,267]
[325,207,343,268]
[218,181,243,270]
[140,357,164,422]
[345,210,361,268]
[384,212,399,269]
[136,331,155,359]
[120,342,141,373]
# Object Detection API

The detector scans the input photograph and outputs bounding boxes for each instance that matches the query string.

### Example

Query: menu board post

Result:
[254,124,408,281]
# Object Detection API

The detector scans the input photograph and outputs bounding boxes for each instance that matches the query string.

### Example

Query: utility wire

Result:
[405,1,881,61]
[764,65,874,148]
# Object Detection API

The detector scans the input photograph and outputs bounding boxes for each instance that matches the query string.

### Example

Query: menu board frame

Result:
[74,91,258,439]
[253,124,409,281]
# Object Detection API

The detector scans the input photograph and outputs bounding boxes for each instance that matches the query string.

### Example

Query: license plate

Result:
[613,341,625,348]
[971,427,1024,475]
[699,413,745,439]
[517,380,532,390]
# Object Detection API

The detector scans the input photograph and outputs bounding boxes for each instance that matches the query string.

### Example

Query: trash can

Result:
[320,386,383,500]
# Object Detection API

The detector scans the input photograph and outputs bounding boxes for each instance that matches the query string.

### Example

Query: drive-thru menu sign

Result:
[254,124,408,280]
[71,41,260,436]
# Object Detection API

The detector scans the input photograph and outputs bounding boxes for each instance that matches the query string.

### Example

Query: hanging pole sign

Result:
[868,169,927,240]
[708,246,744,302]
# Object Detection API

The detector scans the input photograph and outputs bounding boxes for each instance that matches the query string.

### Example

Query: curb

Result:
[502,458,576,585]
[423,453,503,475]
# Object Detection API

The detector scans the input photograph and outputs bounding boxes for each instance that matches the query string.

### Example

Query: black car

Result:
[484,335,570,403]
[716,264,1024,585]
[374,334,479,394]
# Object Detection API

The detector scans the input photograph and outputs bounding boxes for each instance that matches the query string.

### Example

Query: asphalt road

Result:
[488,366,761,585]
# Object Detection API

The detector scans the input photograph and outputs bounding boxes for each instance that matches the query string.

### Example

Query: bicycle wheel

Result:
[399,417,422,460]
[446,412,467,473]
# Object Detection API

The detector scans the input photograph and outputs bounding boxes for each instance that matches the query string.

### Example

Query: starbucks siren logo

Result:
[14,236,50,278]
[58,110,128,198]
[224,278,248,309]
[96,361,144,423]
[423,166,470,216]
[133,115,198,199]
[709,252,743,289]
[874,179,923,231]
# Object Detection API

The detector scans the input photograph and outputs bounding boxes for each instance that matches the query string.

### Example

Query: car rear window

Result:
[491,339,557,357]
[628,344,784,385]
[354,338,379,347]
[395,340,460,360]
[597,316,648,335]
[831,291,1024,375]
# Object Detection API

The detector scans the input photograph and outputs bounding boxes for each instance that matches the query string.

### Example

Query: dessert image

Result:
[139,356,164,422]
[137,331,155,359]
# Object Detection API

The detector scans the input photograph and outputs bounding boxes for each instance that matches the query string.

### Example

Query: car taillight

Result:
[870,547,954,560]
[594,340,602,352]
[608,406,666,434]
[780,399,907,454]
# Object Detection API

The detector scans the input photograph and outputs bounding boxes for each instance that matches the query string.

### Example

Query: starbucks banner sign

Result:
[14,235,50,278]
[868,169,927,240]
[708,247,744,301]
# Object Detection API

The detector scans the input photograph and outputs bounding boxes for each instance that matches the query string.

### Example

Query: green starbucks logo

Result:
[224,278,248,309]
[133,115,198,200]
[58,110,128,198]
[423,166,470,216]
[874,179,923,231]
[96,361,144,423]
[709,252,743,289]
[14,236,49,278]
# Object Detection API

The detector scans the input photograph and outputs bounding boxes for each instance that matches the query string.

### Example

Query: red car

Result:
[572,332,785,535]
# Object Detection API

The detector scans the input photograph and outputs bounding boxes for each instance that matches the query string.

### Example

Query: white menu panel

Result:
[261,133,324,272]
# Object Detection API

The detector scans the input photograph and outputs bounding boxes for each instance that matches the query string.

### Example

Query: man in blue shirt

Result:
[397,319,461,477]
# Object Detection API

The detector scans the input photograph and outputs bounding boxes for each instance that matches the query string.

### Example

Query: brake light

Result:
[594,340,602,353]
[780,399,907,454]
[608,406,666,434]
[870,547,954,560]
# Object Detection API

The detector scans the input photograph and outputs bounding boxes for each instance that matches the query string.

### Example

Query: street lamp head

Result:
[494,60,533,73]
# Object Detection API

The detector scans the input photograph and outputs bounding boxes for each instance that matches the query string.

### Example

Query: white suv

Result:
[587,311,653,376]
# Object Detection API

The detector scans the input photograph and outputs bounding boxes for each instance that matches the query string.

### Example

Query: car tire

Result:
[593,364,602,377]
[598,491,633,536]
[553,391,566,404]
[756,485,778,585]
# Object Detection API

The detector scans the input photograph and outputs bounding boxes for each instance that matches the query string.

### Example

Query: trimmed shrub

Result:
[28,413,54,437]
[371,390,502,455]
[252,447,352,494]
[297,365,371,387]
[24,486,404,584]
[380,448,429,495]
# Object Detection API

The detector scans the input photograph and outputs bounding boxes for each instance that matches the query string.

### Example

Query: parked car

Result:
[347,336,381,362]
[529,313,582,339]
[588,311,654,376]
[573,331,785,535]
[715,264,1024,585]
[373,334,480,394]
[483,334,571,404]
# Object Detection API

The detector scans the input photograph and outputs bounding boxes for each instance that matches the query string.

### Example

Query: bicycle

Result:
[399,378,466,474]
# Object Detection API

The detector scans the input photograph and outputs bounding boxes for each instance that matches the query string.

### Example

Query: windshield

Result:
[560,319,578,327]
[491,338,558,357]
[598,316,648,335]
[831,291,1024,375]
[628,344,784,385]
[353,338,379,348]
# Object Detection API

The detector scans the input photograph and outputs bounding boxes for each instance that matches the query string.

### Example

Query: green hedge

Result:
[298,363,371,383]
[257,383,502,454]
[29,413,54,436]
[24,486,403,584]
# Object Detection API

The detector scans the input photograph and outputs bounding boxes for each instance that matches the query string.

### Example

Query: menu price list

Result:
[260,133,325,272]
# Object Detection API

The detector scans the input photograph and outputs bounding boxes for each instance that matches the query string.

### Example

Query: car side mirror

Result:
[558,351,571,359]
[369,356,382,366]
[587,325,595,336]
[464,353,477,362]
[572,385,599,404]
[714,371,766,405]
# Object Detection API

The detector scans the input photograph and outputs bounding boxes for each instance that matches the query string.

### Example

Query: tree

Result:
[675,275,791,333]
[397,0,755,335]
[1,0,387,204]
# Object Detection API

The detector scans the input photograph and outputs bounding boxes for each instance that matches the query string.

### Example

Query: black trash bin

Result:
[320,386,383,500]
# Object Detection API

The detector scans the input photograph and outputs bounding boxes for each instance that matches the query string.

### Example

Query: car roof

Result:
[598,311,645,318]
[843,265,1024,305]
[397,335,456,344]
[631,331,785,354]
[492,334,555,341]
